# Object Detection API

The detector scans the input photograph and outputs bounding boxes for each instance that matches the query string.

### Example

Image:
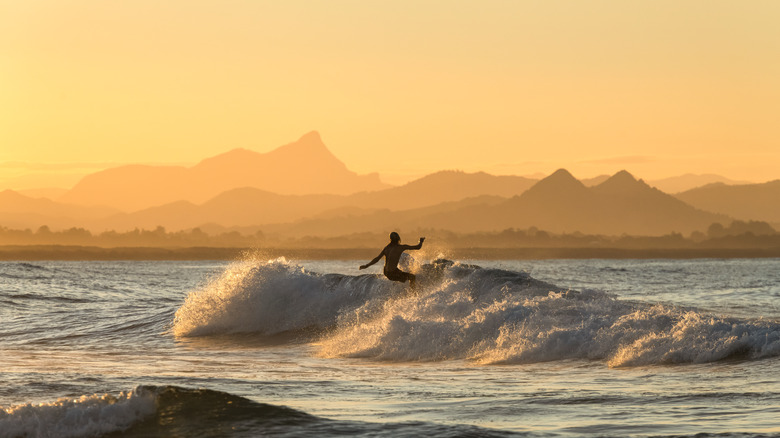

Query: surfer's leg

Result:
[385,269,416,289]
[385,269,419,291]
[384,269,406,283]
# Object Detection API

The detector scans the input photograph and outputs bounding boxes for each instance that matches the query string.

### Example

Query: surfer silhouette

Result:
[360,232,425,289]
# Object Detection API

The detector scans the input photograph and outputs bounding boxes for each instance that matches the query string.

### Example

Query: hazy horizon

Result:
[0,131,771,192]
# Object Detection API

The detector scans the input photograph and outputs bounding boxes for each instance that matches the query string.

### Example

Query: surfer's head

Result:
[389,231,401,243]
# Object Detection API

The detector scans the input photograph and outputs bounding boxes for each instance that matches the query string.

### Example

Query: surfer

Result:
[359,232,425,289]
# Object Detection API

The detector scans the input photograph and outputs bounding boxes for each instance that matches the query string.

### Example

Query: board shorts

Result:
[384,268,412,283]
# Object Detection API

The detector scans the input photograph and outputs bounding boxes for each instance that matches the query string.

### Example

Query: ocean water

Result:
[1,255,779,437]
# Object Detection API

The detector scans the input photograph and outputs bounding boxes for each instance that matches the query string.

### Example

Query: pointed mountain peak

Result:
[195,131,331,169]
[280,131,327,152]
[593,170,652,194]
[256,131,363,186]
[541,169,583,186]
[543,168,582,181]
[550,168,574,178]
[270,131,337,162]
[523,168,587,198]
[606,169,638,184]
[298,130,323,144]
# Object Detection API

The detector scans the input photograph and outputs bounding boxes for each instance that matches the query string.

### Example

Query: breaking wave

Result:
[0,387,156,438]
[172,258,780,367]
[0,386,519,438]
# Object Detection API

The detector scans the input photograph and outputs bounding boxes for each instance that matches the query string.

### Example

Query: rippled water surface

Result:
[1,258,779,437]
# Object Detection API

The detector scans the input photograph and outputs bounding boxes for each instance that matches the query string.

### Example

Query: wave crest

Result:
[172,257,780,367]
[0,386,317,438]
[173,257,397,337]
[1,385,527,437]
[0,387,156,438]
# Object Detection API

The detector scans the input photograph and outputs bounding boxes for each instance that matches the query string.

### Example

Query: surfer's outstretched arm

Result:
[359,248,385,270]
[403,237,425,251]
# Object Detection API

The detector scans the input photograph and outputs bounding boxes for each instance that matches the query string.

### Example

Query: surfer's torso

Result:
[382,242,407,275]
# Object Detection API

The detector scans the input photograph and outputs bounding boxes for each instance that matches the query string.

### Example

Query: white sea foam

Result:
[172,257,402,337]
[607,309,780,367]
[172,257,780,367]
[0,387,156,438]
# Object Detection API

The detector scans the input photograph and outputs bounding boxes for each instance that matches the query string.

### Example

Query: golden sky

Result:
[2,0,779,188]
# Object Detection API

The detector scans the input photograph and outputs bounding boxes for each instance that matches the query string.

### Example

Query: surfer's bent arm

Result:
[359,248,386,270]
[404,237,425,251]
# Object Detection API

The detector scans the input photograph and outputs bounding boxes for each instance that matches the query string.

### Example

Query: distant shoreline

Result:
[1,245,779,261]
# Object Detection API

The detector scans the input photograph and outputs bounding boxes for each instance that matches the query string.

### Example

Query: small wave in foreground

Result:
[0,386,519,438]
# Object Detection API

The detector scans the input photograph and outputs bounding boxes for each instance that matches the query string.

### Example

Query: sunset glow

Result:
[2,1,779,188]
[3,4,780,436]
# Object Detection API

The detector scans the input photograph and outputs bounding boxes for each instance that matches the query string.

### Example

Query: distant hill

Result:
[17,188,69,199]
[348,170,536,210]
[263,195,507,238]
[59,132,390,211]
[648,174,752,194]
[99,189,343,231]
[95,171,535,231]
[675,180,780,223]
[0,190,119,230]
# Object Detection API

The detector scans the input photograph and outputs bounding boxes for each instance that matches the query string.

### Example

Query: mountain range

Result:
[0,190,119,230]
[1,132,776,238]
[676,180,780,223]
[262,170,729,237]
[648,174,752,194]
[1,168,737,237]
[58,131,389,211]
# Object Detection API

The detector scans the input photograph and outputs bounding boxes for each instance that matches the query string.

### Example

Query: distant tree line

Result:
[0,226,264,247]
[0,220,776,249]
